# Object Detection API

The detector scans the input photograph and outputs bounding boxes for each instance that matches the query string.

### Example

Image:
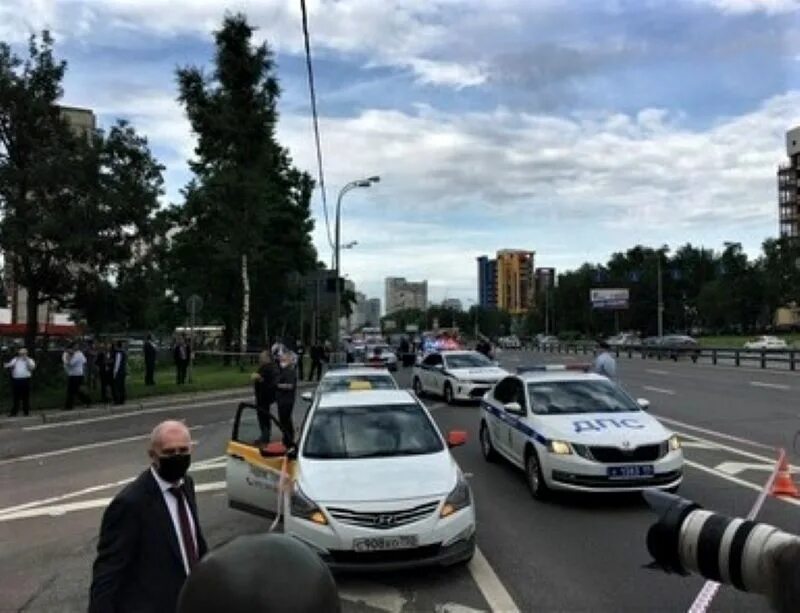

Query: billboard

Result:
[590,288,629,310]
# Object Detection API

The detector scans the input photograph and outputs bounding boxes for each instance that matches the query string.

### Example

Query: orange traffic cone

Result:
[771,452,800,498]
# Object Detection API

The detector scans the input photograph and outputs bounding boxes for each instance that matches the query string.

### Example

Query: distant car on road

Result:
[743,336,788,350]
[479,366,683,499]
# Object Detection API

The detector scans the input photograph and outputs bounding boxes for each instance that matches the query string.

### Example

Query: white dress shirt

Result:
[150,466,197,575]
[63,351,87,376]
[5,356,35,379]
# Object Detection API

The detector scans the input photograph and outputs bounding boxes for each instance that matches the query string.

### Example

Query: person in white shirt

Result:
[63,341,92,410]
[4,347,35,416]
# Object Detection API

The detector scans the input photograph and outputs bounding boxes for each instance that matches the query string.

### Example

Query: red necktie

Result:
[168,486,198,570]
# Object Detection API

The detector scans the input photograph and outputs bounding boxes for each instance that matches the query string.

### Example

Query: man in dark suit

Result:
[89,419,207,613]
[144,334,157,385]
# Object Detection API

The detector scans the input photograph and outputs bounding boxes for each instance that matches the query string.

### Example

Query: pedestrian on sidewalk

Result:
[89,419,208,613]
[63,341,91,411]
[592,340,617,381]
[96,342,113,403]
[112,341,128,405]
[275,352,297,448]
[251,350,278,443]
[5,347,35,416]
[144,334,157,385]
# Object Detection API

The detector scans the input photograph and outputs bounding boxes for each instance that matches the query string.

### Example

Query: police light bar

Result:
[517,364,591,374]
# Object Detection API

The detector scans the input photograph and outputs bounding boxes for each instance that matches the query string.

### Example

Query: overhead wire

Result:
[299,0,334,252]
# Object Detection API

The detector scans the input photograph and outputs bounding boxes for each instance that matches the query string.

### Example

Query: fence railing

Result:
[534,342,800,371]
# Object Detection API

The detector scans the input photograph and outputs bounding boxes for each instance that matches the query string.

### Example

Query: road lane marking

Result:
[684,460,800,508]
[23,396,250,431]
[655,415,775,451]
[642,385,675,395]
[468,547,520,613]
[0,421,227,466]
[645,369,670,375]
[749,381,791,391]
[0,481,227,522]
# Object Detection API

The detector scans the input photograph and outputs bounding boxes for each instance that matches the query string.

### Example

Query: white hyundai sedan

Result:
[412,350,509,404]
[226,390,476,570]
[479,366,683,499]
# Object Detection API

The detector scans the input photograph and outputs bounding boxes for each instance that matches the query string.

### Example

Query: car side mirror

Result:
[260,441,287,457]
[637,398,651,411]
[446,430,468,448]
[504,402,523,414]
[301,391,313,403]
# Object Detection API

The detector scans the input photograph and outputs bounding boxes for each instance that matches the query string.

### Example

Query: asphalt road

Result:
[1,350,798,612]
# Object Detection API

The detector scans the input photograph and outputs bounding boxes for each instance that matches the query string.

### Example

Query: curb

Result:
[0,382,316,430]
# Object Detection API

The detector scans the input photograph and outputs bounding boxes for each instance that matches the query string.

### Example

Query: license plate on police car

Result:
[353,536,418,552]
[607,465,654,479]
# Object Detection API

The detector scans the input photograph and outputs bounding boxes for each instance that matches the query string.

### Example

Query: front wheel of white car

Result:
[525,448,550,501]
[480,421,498,462]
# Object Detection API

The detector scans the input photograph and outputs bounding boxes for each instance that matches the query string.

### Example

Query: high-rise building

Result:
[496,250,535,315]
[442,298,463,311]
[385,277,428,313]
[477,256,497,308]
[779,126,800,239]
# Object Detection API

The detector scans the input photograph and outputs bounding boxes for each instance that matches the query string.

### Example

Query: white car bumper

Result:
[285,497,476,571]
[541,448,684,493]
[451,380,500,401]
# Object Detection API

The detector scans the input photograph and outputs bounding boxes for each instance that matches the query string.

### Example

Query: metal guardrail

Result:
[535,342,800,371]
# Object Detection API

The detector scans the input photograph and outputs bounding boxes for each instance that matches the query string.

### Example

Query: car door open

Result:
[226,402,296,518]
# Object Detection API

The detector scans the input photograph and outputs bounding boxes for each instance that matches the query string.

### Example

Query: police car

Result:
[301,364,398,403]
[412,350,509,404]
[479,365,683,499]
[226,389,476,570]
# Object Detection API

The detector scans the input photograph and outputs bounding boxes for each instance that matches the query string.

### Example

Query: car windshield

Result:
[318,375,397,392]
[526,380,640,415]
[445,353,492,368]
[303,404,444,459]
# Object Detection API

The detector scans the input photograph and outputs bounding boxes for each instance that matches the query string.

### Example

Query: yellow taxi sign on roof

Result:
[349,380,373,391]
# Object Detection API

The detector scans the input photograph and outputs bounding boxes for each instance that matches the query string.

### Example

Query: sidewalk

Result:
[0,382,316,430]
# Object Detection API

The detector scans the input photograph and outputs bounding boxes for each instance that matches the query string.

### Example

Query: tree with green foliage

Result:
[172,14,316,350]
[0,32,163,348]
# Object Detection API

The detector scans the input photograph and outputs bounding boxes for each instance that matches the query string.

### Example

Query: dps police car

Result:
[226,389,476,570]
[479,365,683,499]
[412,350,509,404]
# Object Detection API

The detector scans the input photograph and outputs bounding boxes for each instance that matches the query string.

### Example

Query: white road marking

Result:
[645,369,670,375]
[469,547,520,613]
[642,385,675,395]
[0,481,227,522]
[715,461,796,476]
[654,415,775,451]
[23,396,250,431]
[684,460,800,508]
[749,381,791,391]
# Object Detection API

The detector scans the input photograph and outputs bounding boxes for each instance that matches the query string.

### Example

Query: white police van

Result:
[479,365,683,499]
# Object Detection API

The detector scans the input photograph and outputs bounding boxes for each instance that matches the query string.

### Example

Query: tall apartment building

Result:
[779,126,800,239]
[385,277,428,314]
[496,250,535,315]
[477,256,497,308]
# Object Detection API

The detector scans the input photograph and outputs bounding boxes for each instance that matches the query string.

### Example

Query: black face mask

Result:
[155,454,191,483]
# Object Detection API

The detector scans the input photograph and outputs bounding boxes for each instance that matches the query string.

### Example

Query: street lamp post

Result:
[334,176,379,359]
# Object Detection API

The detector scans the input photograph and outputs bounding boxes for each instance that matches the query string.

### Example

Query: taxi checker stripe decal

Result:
[482,401,549,446]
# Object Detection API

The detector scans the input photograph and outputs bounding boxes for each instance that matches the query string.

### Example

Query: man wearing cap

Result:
[89,420,207,613]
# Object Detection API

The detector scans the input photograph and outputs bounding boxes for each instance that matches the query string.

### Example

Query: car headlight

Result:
[441,474,472,518]
[669,434,681,451]
[290,486,328,525]
[548,440,572,455]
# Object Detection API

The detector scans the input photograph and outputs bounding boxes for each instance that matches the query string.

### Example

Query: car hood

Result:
[447,366,508,381]
[298,450,457,504]
[541,411,670,446]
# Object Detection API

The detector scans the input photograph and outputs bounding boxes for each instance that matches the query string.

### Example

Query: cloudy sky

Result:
[3,0,799,307]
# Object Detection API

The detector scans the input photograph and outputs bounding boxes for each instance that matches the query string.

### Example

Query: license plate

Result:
[352,536,418,552]
[607,465,654,479]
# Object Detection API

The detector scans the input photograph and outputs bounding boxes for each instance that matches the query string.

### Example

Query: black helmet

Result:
[177,534,340,613]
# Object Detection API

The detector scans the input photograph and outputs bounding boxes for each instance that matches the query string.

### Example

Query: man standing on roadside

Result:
[112,340,128,405]
[592,340,618,381]
[144,334,157,385]
[89,419,207,613]
[63,341,91,411]
[4,347,35,416]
